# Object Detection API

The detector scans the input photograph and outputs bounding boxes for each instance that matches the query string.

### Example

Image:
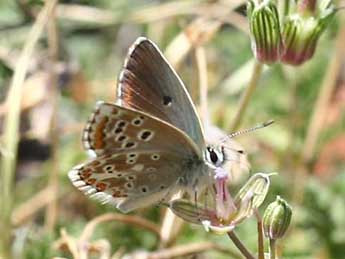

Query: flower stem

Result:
[227,231,255,259]
[269,238,277,259]
[255,210,265,259]
[230,61,263,131]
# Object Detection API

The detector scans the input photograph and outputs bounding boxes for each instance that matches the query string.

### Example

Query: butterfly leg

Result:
[193,190,204,223]
[194,191,198,208]
[204,188,209,211]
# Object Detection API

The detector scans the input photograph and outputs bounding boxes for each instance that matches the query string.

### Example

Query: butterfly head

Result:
[205,144,247,168]
[203,125,250,179]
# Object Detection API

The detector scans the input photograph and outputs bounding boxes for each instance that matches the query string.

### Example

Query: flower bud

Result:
[263,196,292,240]
[280,1,335,65]
[169,199,236,234]
[247,0,282,64]
[232,173,271,223]
[169,199,217,225]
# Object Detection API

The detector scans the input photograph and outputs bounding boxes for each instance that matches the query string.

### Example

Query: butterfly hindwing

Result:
[69,150,186,212]
[117,37,205,149]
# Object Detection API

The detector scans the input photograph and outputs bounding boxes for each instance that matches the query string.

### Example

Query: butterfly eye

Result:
[207,147,218,164]
[210,150,218,164]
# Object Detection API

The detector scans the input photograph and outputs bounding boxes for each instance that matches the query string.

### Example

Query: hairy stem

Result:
[256,210,265,259]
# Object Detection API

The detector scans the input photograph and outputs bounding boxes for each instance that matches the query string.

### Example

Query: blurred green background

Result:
[0,0,344,258]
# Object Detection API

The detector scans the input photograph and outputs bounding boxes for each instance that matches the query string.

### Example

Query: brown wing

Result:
[82,101,201,157]
[117,37,205,149]
[68,150,187,212]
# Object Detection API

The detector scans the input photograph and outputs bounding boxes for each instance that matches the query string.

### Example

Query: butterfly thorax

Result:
[179,145,225,191]
[178,154,206,186]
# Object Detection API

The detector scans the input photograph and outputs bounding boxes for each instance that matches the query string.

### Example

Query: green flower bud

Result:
[232,173,271,223]
[169,199,237,234]
[263,196,292,240]
[169,199,218,225]
[281,0,336,65]
[247,0,282,64]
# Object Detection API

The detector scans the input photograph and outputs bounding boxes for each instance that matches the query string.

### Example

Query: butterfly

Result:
[68,37,248,213]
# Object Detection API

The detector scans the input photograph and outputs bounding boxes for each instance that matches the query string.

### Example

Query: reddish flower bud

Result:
[280,0,336,65]
[247,0,282,64]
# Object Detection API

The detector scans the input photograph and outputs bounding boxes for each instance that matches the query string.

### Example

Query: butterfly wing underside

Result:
[117,37,205,149]
[69,102,201,212]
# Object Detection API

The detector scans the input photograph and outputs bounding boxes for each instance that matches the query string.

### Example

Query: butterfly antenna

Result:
[221,120,274,142]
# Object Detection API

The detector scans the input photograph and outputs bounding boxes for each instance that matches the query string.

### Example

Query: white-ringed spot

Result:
[122,141,137,149]
[126,175,136,181]
[125,182,134,190]
[137,129,154,142]
[115,120,128,128]
[131,117,144,126]
[114,127,123,134]
[116,134,128,142]
[103,165,115,172]
[126,158,136,164]
[151,154,160,161]
[127,153,138,159]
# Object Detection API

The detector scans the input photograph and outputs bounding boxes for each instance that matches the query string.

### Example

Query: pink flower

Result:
[170,170,272,234]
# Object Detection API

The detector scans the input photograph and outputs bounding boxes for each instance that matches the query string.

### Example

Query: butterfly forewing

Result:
[117,37,205,149]
[82,101,200,157]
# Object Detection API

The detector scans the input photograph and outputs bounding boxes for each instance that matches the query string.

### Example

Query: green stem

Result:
[230,61,263,131]
[283,0,290,16]
[227,231,256,259]
[269,238,277,259]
